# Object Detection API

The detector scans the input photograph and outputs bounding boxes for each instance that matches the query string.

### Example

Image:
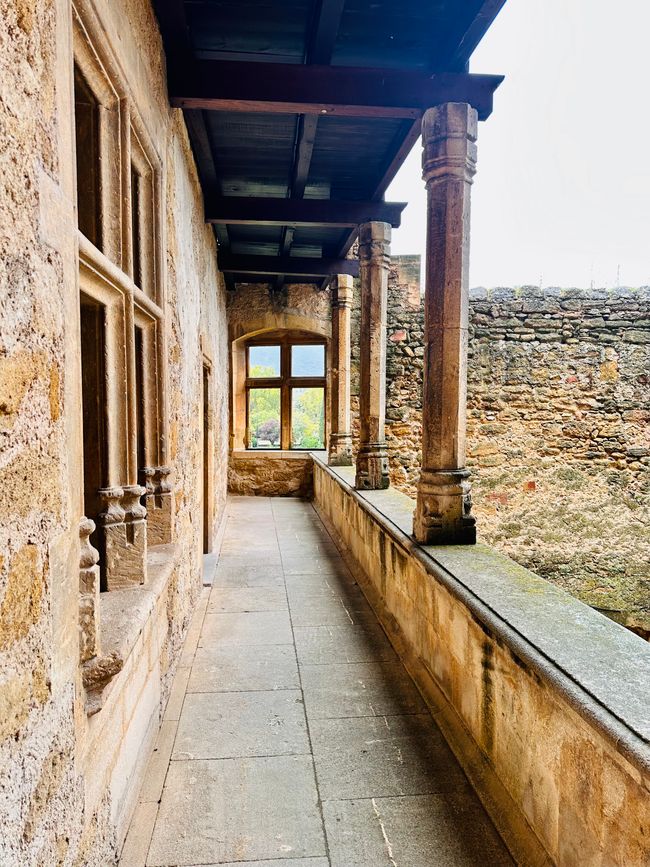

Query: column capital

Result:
[422,103,478,185]
[359,221,391,266]
[332,273,354,308]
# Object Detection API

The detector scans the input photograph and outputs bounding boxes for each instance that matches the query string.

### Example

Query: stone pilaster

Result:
[355,221,390,490]
[141,465,173,545]
[413,103,477,544]
[98,484,147,588]
[328,275,353,466]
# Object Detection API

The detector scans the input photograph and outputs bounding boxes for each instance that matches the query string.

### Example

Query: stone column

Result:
[355,221,390,490]
[328,274,353,466]
[413,103,478,545]
[142,465,173,544]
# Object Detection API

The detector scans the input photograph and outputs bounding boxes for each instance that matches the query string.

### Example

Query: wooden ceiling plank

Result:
[170,63,504,121]
[276,1,347,286]
[219,253,360,277]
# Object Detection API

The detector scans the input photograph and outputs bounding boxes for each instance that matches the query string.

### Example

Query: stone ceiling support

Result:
[328,274,353,466]
[413,103,478,545]
[355,221,391,490]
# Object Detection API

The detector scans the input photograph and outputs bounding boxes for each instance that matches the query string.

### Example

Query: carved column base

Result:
[413,468,476,545]
[99,485,147,589]
[328,433,353,467]
[355,442,390,490]
[142,466,173,545]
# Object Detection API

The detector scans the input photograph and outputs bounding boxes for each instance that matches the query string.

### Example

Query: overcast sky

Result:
[387,0,650,289]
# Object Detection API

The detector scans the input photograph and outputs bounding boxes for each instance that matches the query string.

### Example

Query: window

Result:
[129,127,158,298]
[246,336,326,450]
[74,65,101,249]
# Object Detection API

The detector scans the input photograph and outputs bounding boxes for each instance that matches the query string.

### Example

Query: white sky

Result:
[387,0,650,289]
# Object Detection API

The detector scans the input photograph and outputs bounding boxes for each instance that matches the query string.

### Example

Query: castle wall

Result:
[351,266,650,633]
[0,0,229,862]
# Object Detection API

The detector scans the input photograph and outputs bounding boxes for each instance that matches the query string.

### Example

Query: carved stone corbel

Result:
[98,484,147,588]
[141,465,173,545]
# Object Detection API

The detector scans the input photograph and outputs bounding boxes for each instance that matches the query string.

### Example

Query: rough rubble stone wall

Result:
[351,267,650,634]
[227,282,331,338]
[0,0,229,864]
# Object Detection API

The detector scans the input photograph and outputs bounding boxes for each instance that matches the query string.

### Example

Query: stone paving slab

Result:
[188,644,300,693]
[294,624,398,665]
[284,572,353,591]
[172,690,309,760]
[121,496,513,867]
[323,795,515,867]
[207,587,288,613]
[194,860,330,867]
[147,756,326,866]
[289,595,374,629]
[212,566,285,589]
[200,611,293,646]
[300,661,427,720]
[310,714,470,800]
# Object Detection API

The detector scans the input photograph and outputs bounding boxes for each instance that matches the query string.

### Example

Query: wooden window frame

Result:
[245,334,327,451]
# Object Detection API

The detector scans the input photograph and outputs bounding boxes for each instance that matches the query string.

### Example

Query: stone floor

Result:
[120,496,514,867]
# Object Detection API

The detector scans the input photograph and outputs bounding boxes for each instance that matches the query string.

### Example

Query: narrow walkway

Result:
[121,496,514,867]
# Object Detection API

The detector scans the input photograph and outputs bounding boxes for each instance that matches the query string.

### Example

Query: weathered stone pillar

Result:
[413,103,477,544]
[142,465,173,544]
[355,221,390,490]
[98,484,147,588]
[328,274,353,466]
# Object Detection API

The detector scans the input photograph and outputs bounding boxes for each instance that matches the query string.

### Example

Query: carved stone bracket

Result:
[82,652,124,717]
[141,465,173,545]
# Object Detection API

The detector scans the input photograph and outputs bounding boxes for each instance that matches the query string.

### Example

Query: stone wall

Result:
[313,457,650,867]
[226,280,331,494]
[0,0,229,863]
[351,268,650,633]
[229,452,316,498]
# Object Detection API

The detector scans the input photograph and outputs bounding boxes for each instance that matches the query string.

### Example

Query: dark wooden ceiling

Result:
[153,1,506,287]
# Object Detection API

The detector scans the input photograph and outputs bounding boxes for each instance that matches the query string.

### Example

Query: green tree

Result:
[291,388,324,448]
[249,384,280,447]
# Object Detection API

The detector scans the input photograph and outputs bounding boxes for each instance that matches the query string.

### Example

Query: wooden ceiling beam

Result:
[205,197,406,228]
[170,63,504,121]
[440,0,508,72]
[218,253,359,278]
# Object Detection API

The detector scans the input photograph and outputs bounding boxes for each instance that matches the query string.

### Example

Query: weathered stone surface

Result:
[313,459,650,867]
[353,278,650,632]
[356,221,391,490]
[229,452,315,497]
[0,0,229,860]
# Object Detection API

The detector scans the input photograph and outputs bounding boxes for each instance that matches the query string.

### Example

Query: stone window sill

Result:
[83,543,179,715]
[231,449,326,459]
